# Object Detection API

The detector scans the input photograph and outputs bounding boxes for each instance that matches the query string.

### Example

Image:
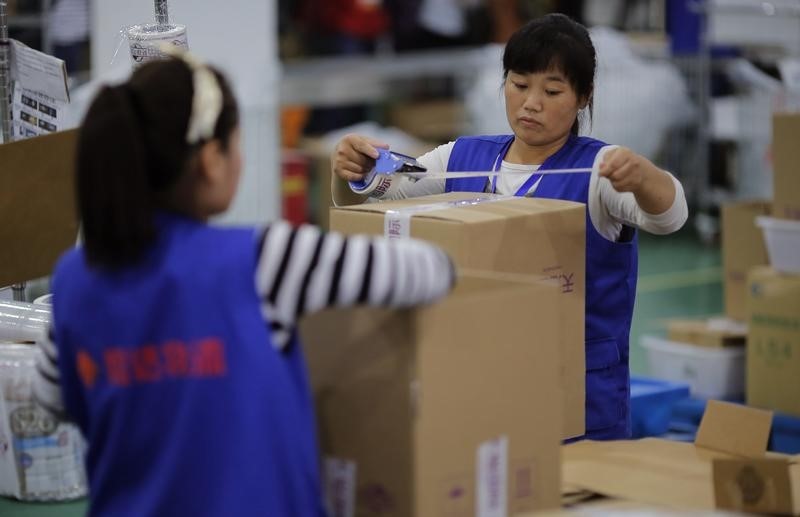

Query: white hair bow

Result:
[159,44,223,144]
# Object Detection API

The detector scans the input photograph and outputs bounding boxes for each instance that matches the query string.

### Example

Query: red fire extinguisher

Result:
[281,150,309,225]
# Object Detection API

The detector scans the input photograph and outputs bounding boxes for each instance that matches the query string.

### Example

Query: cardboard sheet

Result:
[0,130,79,287]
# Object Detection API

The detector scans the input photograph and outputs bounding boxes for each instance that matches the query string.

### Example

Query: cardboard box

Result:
[301,276,563,516]
[773,113,800,220]
[563,400,800,515]
[746,266,800,417]
[330,192,586,439]
[721,200,770,321]
[0,131,79,287]
[666,317,746,348]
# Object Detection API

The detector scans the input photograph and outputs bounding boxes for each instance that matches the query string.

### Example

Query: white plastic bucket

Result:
[756,216,800,274]
[641,335,745,400]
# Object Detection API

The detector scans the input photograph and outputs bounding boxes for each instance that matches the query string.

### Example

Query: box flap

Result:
[562,438,728,509]
[666,318,747,348]
[334,192,583,223]
[0,130,79,287]
[695,400,772,457]
[713,457,797,515]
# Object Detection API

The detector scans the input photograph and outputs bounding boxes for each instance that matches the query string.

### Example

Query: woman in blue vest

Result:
[331,13,688,440]
[32,51,455,516]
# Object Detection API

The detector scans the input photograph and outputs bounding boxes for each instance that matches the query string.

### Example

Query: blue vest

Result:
[446,135,638,440]
[52,213,325,517]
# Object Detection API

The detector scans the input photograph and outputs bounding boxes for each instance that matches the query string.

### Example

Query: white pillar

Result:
[90,0,281,224]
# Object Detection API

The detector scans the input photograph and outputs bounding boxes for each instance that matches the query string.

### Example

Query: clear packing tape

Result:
[0,344,87,500]
[383,194,513,239]
[114,23,189,67]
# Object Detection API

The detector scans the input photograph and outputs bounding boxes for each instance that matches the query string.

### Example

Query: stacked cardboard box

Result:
[301,193,589,515]
[745,113,800,417]
[772,113,800,221]
[329,192,587,439]
[746,267,800,417]
[721,200,771,321]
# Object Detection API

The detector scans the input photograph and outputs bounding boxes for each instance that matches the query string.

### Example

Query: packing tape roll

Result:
[0,301,50,343]
[126,23,189,67]
[0,343,87,500]
[33,294,52,306]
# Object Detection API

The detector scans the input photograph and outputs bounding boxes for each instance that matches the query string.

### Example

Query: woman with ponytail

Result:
[32,51,455,516]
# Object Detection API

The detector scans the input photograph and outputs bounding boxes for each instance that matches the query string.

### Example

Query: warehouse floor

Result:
[0,228,722,515]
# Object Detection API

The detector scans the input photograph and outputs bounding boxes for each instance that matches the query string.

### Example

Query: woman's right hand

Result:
[331,134,389,182]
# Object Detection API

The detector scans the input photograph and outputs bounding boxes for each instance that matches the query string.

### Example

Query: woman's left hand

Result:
[599,146,679,215]
[598,146,651,194]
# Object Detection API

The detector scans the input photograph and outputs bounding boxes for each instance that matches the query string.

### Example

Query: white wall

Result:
[90,0,281,224]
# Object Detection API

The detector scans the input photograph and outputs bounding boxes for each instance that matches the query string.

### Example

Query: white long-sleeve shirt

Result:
[363,142,688,242]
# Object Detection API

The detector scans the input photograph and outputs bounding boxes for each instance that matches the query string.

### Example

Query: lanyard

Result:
[490,139,543,197]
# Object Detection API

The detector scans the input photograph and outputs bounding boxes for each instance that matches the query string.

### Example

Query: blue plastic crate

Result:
[772,413,800,454]
[630,376,691,438]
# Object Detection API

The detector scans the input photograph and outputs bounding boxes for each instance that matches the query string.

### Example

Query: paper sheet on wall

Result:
[12,88,64,139]
[4,40,69,141]
[9,40,69,103]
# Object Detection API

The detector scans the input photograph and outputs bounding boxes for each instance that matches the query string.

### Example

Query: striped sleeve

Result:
[33,327,68,420]
[255,221,456,350]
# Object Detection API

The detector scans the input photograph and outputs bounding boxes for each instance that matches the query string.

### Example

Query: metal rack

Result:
[1,0,11,144]
[280,46,492,108]
[0,0,25,301]
[5,0,53,55]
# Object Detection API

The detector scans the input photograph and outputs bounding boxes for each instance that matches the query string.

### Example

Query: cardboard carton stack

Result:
[721,200,771,322]
[300,192,589,515]
[643,194,767,396]
[772,113,800,221]
[745,113,800,417]
[329,192,587,440]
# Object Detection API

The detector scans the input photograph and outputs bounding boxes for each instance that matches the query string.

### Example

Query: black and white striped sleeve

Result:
[255,221,456,350]
[33,327,68,420]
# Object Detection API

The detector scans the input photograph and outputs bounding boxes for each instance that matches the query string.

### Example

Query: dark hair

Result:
[76,58,239,268]
[502,13,596,135]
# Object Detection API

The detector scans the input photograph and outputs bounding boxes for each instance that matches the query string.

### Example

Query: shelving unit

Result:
[6,0,53,55]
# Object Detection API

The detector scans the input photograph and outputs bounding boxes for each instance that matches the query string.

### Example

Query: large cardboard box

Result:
[773,113,800,220]
[301,276,563,516]
[721,200,771,321]
[746,266,800,417]
[330,192,586,439]
[563,400,800,515]
[0,131,79,287]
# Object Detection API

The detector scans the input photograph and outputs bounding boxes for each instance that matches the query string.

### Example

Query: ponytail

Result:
[76,85,155,268]
[75,58,239,269]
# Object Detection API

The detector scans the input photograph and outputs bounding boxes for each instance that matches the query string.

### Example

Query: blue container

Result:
[630,376,691,438]
[667,0,702,55]
[771,413,800,454]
